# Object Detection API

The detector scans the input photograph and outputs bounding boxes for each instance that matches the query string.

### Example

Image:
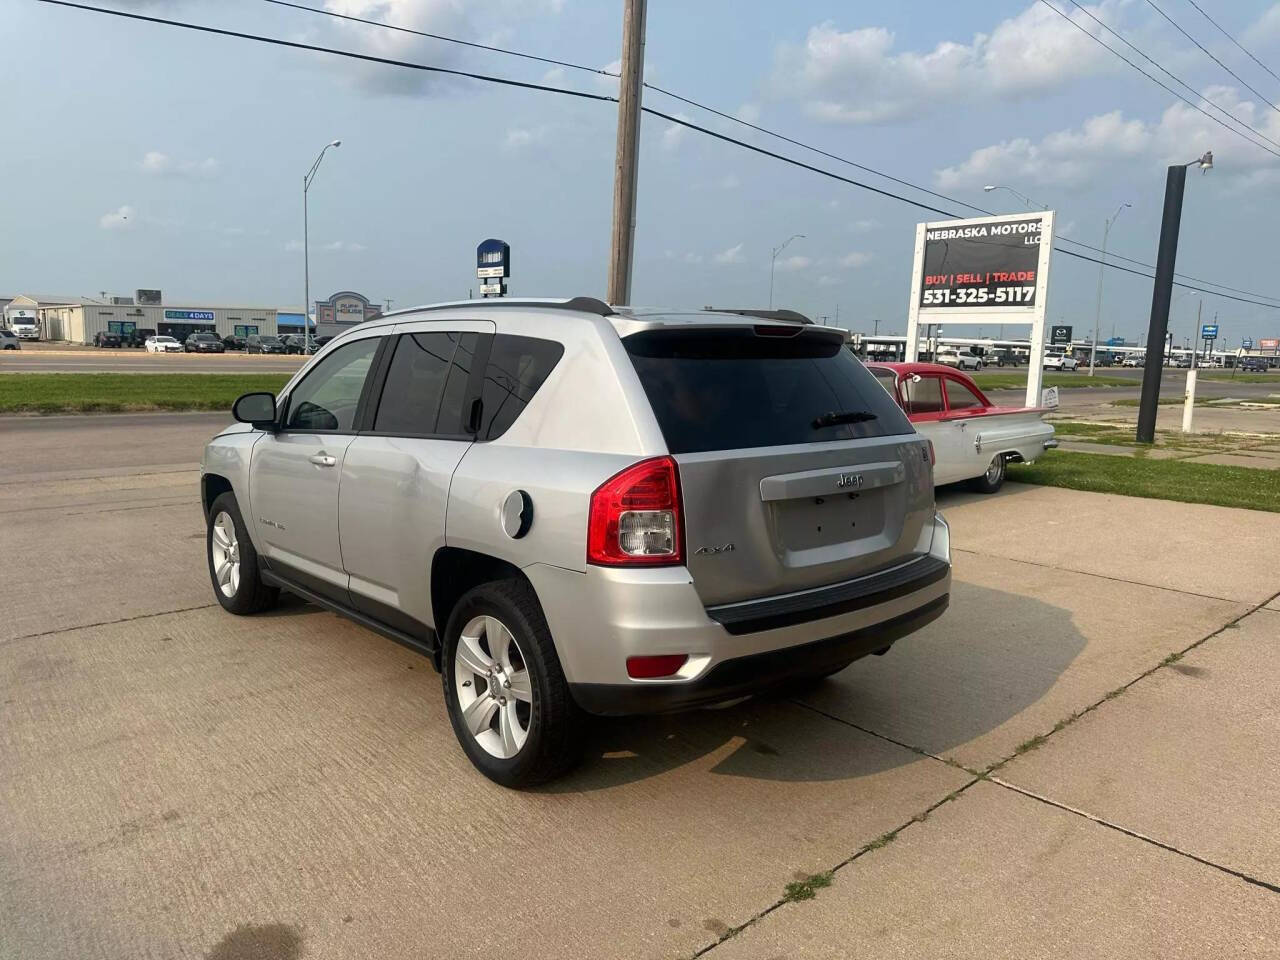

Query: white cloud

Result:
[737,102,761,124]
[541,67,565,85]
[713,243,745,264]
[770,2,1120,124]
[850,218,878,232]
[661,113,691,152]
[140,151,219,177]
[776,255,811,273]
[323,240,367,253]
[817,274,842,286]
[935,87,1278,189]
[284,239,304,252]
[504,125,553,149]
[719,173,741,190]
[99,205,135,230]
[683,252,703,264]
[840,251,872,268]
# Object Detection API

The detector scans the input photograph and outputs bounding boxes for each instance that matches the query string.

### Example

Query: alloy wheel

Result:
[454,615,534,759]
[210,511,241,598]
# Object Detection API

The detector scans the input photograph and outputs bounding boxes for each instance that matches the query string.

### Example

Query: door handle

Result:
[309,453,337,467]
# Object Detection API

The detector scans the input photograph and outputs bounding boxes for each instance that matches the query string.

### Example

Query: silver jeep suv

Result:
[201,298,951,786]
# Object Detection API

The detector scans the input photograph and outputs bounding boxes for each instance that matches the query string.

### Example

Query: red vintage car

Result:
[866,362,1057,493]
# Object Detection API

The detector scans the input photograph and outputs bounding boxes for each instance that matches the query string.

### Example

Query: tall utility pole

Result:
[303,139,341,355]
[606,0,647,306]
[1136,151,1211,444]
[1089,201,1131,375]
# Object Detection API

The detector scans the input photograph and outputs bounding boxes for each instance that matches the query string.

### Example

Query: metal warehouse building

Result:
[37,296,278,344]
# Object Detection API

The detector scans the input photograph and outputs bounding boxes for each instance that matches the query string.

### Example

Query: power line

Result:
[1037,0,1280,161]
[35,0,1280,311]
[1144,0,1280,114]
[250,0,1280,301]
[1060,0,1280,152]
[258,0,613,78]
[1182,0,1280,86]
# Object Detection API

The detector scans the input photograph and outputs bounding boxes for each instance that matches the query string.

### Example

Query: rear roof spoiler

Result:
[703,307,812,324]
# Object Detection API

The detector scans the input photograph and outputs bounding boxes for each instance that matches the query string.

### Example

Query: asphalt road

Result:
[0,348,304,374]
[2,415,1278,959]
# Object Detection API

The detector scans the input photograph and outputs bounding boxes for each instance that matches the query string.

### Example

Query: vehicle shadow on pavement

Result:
[543,583,1084,792]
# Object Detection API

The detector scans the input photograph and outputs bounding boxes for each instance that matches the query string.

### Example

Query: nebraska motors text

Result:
[925,221,1043,242]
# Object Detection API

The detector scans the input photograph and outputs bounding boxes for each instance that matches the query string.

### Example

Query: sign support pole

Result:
[1025,209,1054,409]
[904,223,925,363]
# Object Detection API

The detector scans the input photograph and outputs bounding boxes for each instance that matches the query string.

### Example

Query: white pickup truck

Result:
[868,362,1057,493]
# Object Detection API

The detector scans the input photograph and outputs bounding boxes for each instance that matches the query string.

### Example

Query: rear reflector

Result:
[626,654,689,679]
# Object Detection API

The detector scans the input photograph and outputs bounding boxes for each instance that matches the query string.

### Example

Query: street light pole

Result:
[1089,202,1131,376]
[769,234,804,309]
[982,184,1048,210]
[1136,151,1212,444]
[303,139,341,355]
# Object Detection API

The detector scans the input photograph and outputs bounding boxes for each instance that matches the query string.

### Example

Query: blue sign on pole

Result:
[1243,338,1254,349]
[1200,323,1219,340]
[476,238,510,298]
[1106,336,1126,346]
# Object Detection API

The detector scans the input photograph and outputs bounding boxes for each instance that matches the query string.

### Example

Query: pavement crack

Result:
[2,603,217,646]
[952,547,1241,604]
[690,777,984,958]
[987,777,1280,895]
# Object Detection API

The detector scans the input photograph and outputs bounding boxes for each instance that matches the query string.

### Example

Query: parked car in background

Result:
[223,335,247,351]
[1240,356,1269,372]
[246,334,286,354]
[868,362,1056,494]
[201,298,952,786]
[313,335,335,349]
[1043,351,1078,371]
[184,332,226,353]
[120,327,154,348]
[0,329,20,350]
[982,349,1020,367]
[281,335,312,355]
[145,335,183,353]
[1121,355,1144,367]
[935,347,982,371]
[8,315,39,340]
[93,331,122,348]
[1170,355,1191,368]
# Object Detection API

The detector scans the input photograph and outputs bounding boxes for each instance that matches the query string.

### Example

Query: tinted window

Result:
[625,327,912,454]
[437,332,480,436]
[285,337,379,432]
[373,332,456,434]
[868,366,899,400]
[902,376,944,414]
[479,335,564,440]
[945,379,985,411]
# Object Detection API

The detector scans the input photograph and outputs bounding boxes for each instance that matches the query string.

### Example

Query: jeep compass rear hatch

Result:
[625,325,933,607]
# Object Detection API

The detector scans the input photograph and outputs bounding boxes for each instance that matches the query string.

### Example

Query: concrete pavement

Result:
[1,414,1277,959]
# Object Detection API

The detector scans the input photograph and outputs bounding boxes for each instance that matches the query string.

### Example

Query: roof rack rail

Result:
[384,296,614,319]
[703,307,812,324]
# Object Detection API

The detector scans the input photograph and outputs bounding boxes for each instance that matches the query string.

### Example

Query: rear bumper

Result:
[570,593,948,715]
[529,512,952,716]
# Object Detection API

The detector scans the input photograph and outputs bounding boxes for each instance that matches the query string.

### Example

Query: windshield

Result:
[261,336,282,344]
[624,326,913,454]
[193,333,217,340]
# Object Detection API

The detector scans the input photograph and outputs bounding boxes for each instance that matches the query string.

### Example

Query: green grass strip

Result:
[1009,449,1280,512]
[0,373,292,414]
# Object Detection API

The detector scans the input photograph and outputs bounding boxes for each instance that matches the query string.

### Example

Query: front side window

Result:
[901,375,944,415]
[373,332,457,435]
[479,334,564,440]
[285,337,379,432]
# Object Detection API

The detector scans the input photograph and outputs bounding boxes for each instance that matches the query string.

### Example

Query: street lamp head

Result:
[1196,150,1212,171]
[330,140,342,148]
[982,185,997,192]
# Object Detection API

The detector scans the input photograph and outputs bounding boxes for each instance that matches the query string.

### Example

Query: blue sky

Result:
[4,0,1280,344]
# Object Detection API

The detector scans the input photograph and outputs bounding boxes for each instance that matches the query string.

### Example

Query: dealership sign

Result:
[907,210,1055,409]
[1260,338,1279,351]
[164,309,215,321]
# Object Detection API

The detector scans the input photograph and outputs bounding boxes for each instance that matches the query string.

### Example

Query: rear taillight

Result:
[587,456,684,566]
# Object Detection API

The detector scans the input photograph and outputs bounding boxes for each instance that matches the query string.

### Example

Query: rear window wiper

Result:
[812,411,878,428]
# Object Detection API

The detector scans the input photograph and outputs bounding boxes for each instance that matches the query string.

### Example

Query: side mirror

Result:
[232,392,277,429]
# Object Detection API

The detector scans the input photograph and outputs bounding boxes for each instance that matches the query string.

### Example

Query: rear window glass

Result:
[945,379,985,411]
[902,376,944,414]
[624,327,913,454]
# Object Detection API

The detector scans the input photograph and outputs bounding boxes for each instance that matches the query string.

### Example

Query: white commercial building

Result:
[33,295,279,344]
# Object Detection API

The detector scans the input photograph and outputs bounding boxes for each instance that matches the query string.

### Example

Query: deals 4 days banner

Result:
[918,216,1046,308]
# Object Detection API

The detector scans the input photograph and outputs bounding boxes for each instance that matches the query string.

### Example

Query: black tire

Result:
[442,579,585,788]
[206,492,278,615]
[969,455,1007,494]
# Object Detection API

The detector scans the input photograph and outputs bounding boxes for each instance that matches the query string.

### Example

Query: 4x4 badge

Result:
[694,543,735,556]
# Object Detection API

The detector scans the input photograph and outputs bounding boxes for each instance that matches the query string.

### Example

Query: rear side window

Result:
[374,332,455,434]
[624,327,913,454]
[945,379,985,411]
[478,334,564,440]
